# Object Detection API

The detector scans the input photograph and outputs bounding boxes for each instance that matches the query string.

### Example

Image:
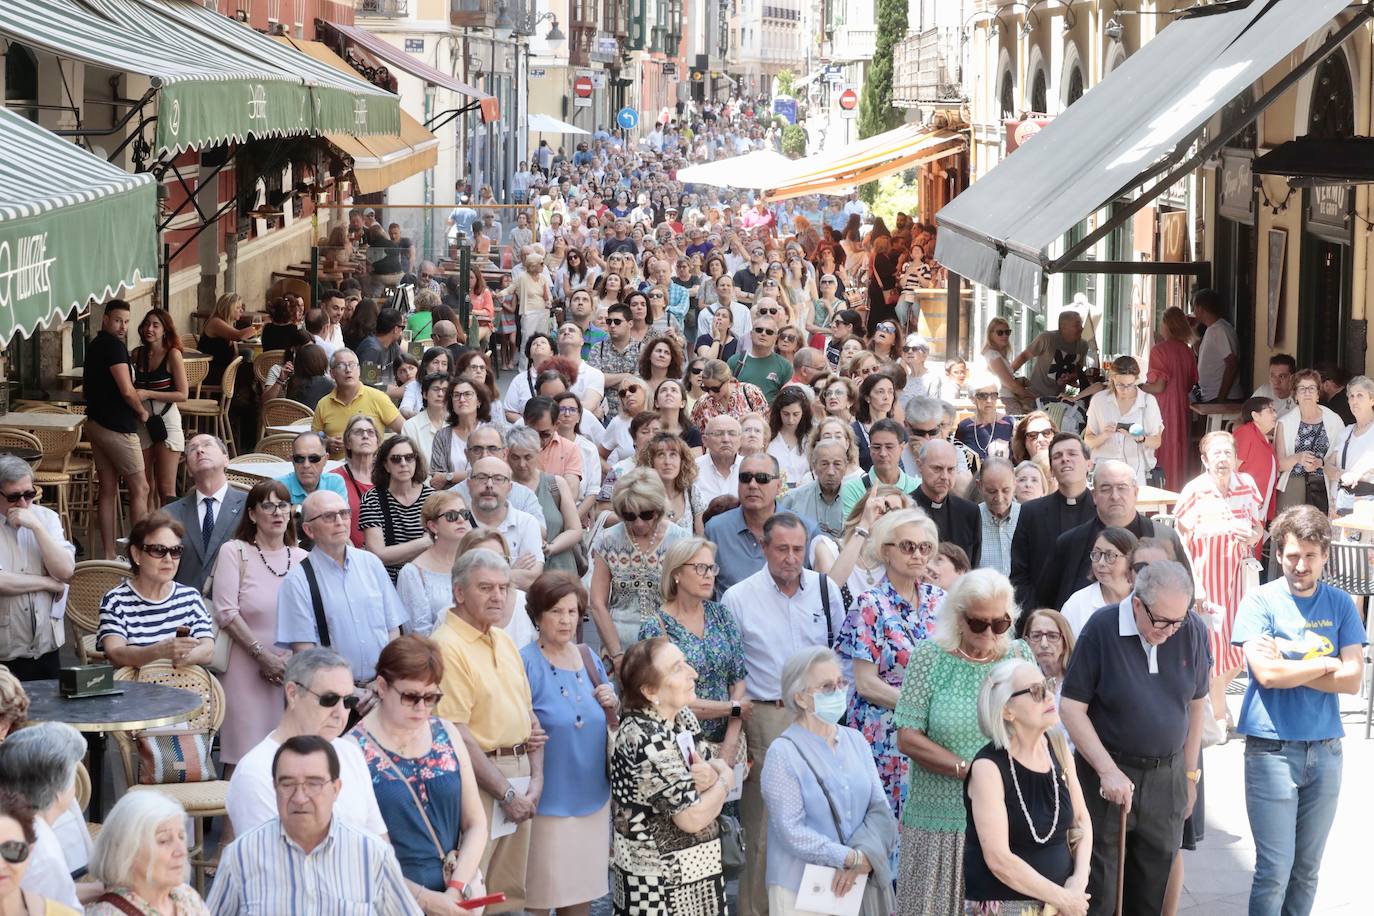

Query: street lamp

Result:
[539,13,565,44]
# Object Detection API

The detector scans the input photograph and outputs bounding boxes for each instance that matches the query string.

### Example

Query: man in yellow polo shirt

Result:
[312,348,404,457]
[432,548,543,914]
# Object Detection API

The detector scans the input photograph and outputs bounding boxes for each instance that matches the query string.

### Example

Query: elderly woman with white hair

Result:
[760,647,897,916]
[0,721,90,911]
[86,791,209,915]
[835,508,944,825]
[963,660,1092,916]
[893,570,1035,916]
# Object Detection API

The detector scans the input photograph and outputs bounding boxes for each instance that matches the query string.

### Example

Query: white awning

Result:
[676,150,796,189]
[528,114,590,135]
[935,0,1352,308]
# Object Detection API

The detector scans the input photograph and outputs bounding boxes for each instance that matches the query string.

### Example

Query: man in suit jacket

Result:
[164,433,246,594]
[911,439,982,568]
[1037,459,1188,609]
[1010,433,1098,614]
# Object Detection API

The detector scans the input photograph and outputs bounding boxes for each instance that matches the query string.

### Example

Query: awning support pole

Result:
[1058,260,1213,281]
[53,86,157,141]
[1049,2,1374,272]
[156,153,234,236]
[945,272,963,359]
[164,195,238,266]
[424,102,481,133]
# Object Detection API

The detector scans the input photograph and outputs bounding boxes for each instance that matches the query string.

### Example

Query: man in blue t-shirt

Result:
[1231,505,1366,916]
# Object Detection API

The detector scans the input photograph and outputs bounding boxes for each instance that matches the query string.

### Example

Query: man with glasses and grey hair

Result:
[0,454,74,681]
[226,648,387,837]
[452,425,544,523]
[1060,560,1209,916]
[433,548,544,914]
[468,456,545,589]
[276,490,404,685]
[313,348,404,458]
[162,433,245,593]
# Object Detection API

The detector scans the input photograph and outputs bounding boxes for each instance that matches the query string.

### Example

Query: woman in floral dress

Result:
[836,509,943,866]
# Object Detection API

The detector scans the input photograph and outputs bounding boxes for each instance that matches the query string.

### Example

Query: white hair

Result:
[780,647,840,716]
[0,721,86,811]
[977,659,1041,749]
[452,547,511,588]
[931,569,1021,653]
[88,791,189,889]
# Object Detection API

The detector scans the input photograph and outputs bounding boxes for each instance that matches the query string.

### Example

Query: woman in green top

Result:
[894,569,1034,916]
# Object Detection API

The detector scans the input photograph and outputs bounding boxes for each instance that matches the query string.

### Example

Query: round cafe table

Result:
[24,678,203,820]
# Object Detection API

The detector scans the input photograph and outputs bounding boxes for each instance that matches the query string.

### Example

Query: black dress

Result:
[197,331,236,387]
[867,249,900,331]
[963,740,1073,904]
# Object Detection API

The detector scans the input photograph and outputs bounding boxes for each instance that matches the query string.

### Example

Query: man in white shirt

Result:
[453,425,545,525]
[469,457,544,589]
[1192,289,1242,401]
[695,415,744,505]
[226,649,387,837]
[1252,353,1297,417]
[319,289,347,352]
[0,455,75,681]
[722,513,844,916]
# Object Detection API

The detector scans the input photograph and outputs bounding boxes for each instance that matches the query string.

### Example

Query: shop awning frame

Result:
[0,108,157,345]
[762,124,966,202]
[1251,135,1374,185]
[934,0,1371,309]
[319,20,496,111]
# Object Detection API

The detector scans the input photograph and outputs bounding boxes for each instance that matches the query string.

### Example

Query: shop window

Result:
[5,43,38,122]
[1030,68,1047,115]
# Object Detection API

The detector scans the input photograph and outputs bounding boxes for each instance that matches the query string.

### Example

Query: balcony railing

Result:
[832,25,875,60]
[451,0,496,28]
[893,27,964,107]
[357,0,408,14]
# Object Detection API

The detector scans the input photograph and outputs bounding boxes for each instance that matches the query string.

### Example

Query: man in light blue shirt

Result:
[276,491,403,683]
[277,431,347,506]
[209,735,421,915]
[704,454,819,597]
[976,457,1021,576]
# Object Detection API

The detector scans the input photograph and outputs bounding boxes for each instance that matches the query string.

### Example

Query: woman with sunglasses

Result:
[963,660,1092,916]
[361,435,436,584]
[684,357,709,412]
[980,317,1037,414]
[212,480,309,770]
[562,247,599,301]
[349,636,488,909]
[956,374,1016,464]
[397,491,475,637]
[836,509,945,832]
[893,570,1034,916]
[1084,356,1165,485]
[0,787,81,916]
[869,321,900,363]
[1059,527,1139,636]
[774,326,802,363]
[98,513,214,670]
[1011,410,1058,464]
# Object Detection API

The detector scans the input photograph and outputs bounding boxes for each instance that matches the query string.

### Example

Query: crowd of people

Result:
[0,98,1367,916]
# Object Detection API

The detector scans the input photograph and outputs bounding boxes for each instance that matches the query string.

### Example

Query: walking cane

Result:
[1115,803,1128,916]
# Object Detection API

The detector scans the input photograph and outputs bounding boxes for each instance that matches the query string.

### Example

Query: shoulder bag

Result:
[364,725,462,882]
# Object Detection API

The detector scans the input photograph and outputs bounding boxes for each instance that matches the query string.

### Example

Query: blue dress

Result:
[520,642,613,817]
[350,718,463,891]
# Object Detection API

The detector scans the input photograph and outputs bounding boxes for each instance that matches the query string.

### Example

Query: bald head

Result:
[302,490,349,549]
[1093,460,1139,526]
[917,439,958,501]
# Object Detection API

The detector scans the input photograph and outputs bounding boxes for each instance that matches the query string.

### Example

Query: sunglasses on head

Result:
[0,840,30,865]
[292,454,324,464]
[2,489,37,503]
[138,543,184,559]
[964,614,1013,635]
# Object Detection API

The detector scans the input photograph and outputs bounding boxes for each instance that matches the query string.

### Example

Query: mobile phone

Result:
[1115,422,1133,432]
[175,626,190,638]
[459,893,507,910]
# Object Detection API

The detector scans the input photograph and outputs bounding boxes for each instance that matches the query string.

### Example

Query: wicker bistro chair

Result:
[1319,540,1374,738]
[225,453,281,492]
[180,332,199,353]
[181,355,242,455]
[65,560,131,664]
[112,661,226,893]
[253,349,287,388]
[254,433,296,460]
[0,429,43,469]
[26,424,83,540]
[261,397,314,429]
[183,355,212,400]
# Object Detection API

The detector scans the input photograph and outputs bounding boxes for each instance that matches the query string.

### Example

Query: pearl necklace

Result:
[1007,739,1061,844]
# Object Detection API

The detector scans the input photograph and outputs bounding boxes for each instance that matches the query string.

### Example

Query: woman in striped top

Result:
[97,513,214,669]
[360,435,435,583]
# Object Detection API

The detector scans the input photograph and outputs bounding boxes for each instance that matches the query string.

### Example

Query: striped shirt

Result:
[97,581,212,649]
[978,502,1021,577]
[358,484,434,582]
[206,816,419,915]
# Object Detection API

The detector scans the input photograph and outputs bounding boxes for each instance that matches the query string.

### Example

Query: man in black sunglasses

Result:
[705,454,820,596]
[226,648,388,838]
[0,454,74,681]
[162,433,245,594]
[1061,560,1209,916]
[280,431,349,509]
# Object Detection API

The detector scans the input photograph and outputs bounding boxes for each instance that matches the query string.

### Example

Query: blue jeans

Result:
[1244,736,1343,916]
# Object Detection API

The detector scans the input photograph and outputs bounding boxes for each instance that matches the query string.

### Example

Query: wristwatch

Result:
[1186,769,1202,784]
[501,785,517,805]
[730,701,742,719]
[854,527,871,539]
[446,879,473,900]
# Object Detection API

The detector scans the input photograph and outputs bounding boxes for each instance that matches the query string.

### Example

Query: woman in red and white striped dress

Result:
[1173,430,1264,732]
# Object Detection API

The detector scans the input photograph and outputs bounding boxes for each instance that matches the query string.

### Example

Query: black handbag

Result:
[145,402,172,445]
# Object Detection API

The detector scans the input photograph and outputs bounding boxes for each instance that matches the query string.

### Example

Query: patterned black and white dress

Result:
[610,708,726,916]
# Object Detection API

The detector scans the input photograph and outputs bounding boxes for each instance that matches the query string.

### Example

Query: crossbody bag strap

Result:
[378,488,396,547]
[777,735,846,840]
[577,643,619,728]
[364,725,449,860]
[819,573,833,648]
[96,892,147,916]
[300,557,332,647]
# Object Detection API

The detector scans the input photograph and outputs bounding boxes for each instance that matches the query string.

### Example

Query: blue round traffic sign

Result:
[616,107,639,130]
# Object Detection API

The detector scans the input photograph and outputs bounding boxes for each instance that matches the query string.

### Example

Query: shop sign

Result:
[1218,150,1255,225]
[1307,183,1351,245]
[592,33,618,63]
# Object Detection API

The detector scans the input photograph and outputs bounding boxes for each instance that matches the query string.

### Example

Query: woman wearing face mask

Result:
[759,647,897,916]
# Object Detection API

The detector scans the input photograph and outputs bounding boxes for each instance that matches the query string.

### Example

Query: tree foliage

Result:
[775,68,797,99]
[781,124,807,158]
[858,0,908,200]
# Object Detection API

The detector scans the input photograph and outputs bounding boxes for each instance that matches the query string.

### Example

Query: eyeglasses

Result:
[333,361,360,371]
[1296,385,1320,394]
[258,501,290,515]
[1,489,37,503]
[0,839,31,865]
[1027,630,1064,645]
[1138,597,1187,632]
[1089,548,1124,565]
[467,444,503,457]
[452,390,477,401]
[738,471,778,485]
[964,614,1013,635]
[137,543,184,559]
[395,689,444,708]
[1010,678,1059,703]
[292,454,324,465]
[1026,428,1055,441]
[557,405,580,415]
[887,539,936,558]
[276,777,333,796]
[754,327,778,336]
[625,510,661,522]
[809,678,850,694]
[305,508,351,524]
[295,682,361,709]
[388,452,417,465]
[686,562,720,576]
[471,473,512,486]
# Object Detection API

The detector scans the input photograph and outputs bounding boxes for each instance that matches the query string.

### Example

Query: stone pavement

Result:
[1176,692,1372,915]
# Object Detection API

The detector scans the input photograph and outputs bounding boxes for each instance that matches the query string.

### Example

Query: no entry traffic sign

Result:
[838,85,858,118]
[573,73,593,109]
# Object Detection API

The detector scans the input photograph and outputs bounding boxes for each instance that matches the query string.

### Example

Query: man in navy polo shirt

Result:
[1232,505,1365,916]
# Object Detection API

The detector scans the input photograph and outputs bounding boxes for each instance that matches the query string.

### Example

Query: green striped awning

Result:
[0,109,157,345]
[0,0,400,157]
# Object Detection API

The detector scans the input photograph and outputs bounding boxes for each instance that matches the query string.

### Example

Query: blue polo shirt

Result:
[277,470,348,506]
[1231,579,1366,741]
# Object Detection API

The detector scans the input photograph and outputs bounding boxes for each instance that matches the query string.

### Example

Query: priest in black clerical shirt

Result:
[1009,433,1098,615]
[1035,459,1188,609]
[912,439,982,567]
